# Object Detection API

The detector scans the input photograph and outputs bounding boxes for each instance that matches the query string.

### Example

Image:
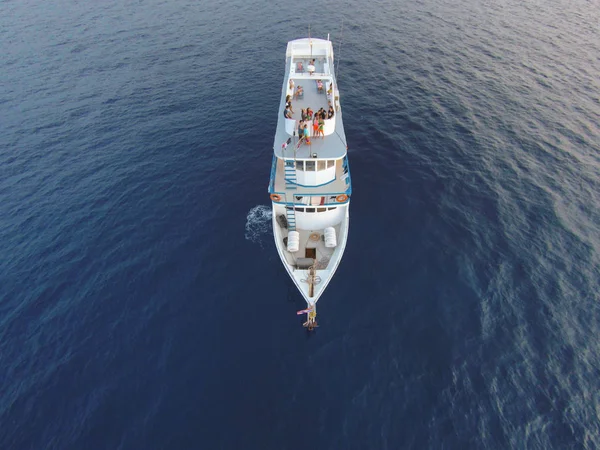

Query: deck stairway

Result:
[282,141,298,231]
[284,160,297,190]
[284,194,297,231]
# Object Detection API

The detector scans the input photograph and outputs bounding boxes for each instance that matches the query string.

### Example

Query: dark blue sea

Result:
[2,0,599,448]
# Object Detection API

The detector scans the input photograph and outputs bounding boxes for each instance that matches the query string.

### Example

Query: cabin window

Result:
[296,161,304,171]
[295,207,304,212]
[327,160,335,168]
[306,208,315,213]
[305,161,315,171]
[317,160,326,171]
[317,207,327,212]
[328,207,336,211]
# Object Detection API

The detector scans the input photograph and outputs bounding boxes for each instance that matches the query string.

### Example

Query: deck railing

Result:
[268,154,277,193]
[343,155,352,195]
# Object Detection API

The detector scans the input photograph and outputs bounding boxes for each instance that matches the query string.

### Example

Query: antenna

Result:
[335,19,344,80]
[309,24,312,60]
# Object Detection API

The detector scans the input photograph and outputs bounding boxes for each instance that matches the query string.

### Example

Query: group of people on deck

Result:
[296,106,335,143]
[283,93,335,125]
[283,95,294,119]
[288,78,334,99]
[301,105,334,121]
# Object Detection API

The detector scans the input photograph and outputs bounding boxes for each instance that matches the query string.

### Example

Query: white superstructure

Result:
[268,38,351,329]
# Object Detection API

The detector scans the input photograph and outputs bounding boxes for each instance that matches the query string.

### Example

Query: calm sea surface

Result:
[1,0,599,448]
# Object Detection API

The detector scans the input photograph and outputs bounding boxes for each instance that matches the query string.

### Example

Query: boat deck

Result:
[294,228,336,269]
[274,53,347,160]
[288,78,331,123]
[276,225,339,270]
[293,57,327,73]
[273,157,350,195]
[279,130,347,160]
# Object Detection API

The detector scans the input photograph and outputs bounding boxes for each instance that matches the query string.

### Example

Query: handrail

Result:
[283,140,298,227]
[268,154,277,193]
[343,155,352,195]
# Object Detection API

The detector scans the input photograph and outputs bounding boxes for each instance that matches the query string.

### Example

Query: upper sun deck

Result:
[274,38,347,160]
[286,38,334,63]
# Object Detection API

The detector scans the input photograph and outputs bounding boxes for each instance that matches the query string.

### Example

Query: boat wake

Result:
[245,205,272,246]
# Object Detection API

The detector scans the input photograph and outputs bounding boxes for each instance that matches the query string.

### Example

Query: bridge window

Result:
[327,160,335,168]
[305,161,315,171]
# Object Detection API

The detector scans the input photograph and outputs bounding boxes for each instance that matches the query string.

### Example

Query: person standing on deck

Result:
[328,105,334,119]
[318,116,325,139]
[308,59,316,76]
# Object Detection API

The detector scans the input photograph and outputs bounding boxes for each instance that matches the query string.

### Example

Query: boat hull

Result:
[271,202,350,306]
[269,37,351,321]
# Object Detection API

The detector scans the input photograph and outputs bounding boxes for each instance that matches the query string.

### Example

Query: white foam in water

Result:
[245,205,272,245]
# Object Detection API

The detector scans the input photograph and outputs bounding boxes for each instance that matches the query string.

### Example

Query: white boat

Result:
[268,37,351,329]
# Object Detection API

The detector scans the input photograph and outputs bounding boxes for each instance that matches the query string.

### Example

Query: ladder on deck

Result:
[284,160,297,190]
[282,138,298,231]
[284,193,297,231]
[284,134,301,190]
